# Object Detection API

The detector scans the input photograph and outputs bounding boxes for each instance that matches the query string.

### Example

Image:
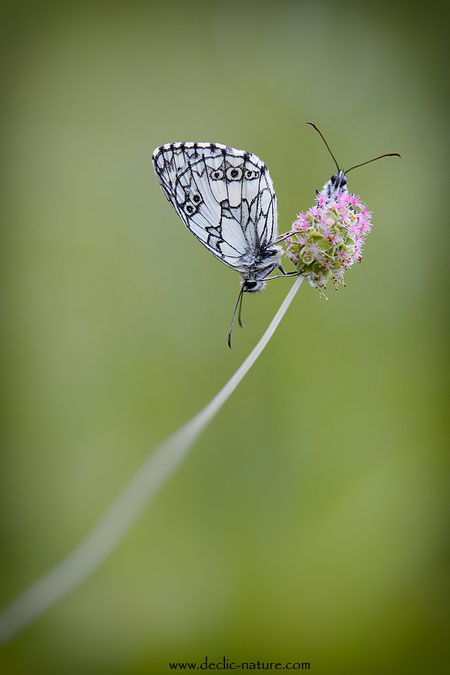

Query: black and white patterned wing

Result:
[152,142,278,271]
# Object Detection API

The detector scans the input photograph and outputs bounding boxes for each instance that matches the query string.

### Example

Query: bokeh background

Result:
[1,1,447,673]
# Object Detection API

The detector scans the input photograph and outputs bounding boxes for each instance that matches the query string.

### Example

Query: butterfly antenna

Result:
[306,121,340,172]
[237,288,245,329]
[345,152,402,174]
[228,287,245,349]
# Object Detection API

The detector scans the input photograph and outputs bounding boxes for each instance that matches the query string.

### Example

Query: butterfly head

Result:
[242,279,264,293]
[330,170,347,191]
[319,169,349,202]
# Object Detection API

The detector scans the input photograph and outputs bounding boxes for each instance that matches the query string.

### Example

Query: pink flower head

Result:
[286,190,373,291]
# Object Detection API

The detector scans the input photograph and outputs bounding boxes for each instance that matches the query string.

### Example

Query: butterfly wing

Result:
[152,142,278,272]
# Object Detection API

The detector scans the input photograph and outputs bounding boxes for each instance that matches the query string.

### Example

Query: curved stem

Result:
[0,275,304,643]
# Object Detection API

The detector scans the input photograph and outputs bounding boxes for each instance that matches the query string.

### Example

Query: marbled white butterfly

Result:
[152,142,295,346]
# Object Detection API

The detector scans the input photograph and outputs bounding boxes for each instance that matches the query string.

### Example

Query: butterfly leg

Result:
[275,231,296,244]
[264,271,302,281]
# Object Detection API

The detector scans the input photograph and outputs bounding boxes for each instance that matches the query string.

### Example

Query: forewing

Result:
[152,142,278,270]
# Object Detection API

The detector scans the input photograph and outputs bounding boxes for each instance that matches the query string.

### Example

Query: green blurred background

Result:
[1,0,447,673]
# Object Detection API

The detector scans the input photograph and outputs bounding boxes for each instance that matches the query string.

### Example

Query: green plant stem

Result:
[0,275,304,643]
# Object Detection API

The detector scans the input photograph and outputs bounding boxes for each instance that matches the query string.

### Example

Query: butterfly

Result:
[152,142,294,347]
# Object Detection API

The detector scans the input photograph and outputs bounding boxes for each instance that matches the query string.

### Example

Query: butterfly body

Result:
[152,142,283,292]
[319,169,348,202]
